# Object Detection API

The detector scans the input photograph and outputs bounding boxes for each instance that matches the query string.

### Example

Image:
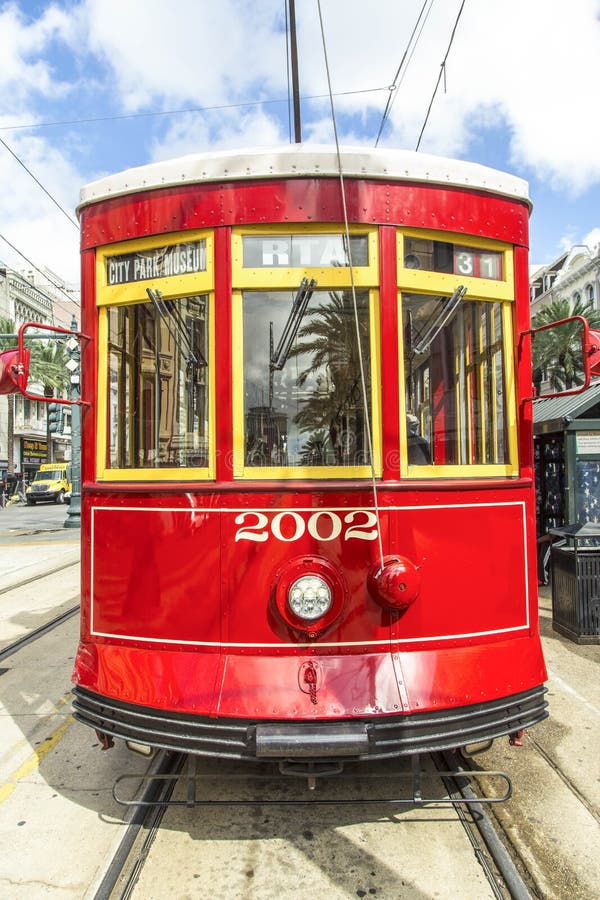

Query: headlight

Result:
[288,575,332,621]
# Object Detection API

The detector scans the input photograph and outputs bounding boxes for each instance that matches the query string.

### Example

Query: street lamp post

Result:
[64,316,80,529]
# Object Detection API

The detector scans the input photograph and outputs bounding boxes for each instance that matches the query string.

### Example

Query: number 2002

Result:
[234,509,379,543]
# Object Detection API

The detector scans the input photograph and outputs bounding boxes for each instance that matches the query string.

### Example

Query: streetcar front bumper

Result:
[71,684,548,762]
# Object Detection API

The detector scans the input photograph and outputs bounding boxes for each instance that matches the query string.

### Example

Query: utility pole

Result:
[289,0,302,143]
[44,385,53,462]
[64,315,80,529]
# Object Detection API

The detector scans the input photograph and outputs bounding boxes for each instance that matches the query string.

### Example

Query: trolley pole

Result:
[289,0,302,143]
[64,315,81,529]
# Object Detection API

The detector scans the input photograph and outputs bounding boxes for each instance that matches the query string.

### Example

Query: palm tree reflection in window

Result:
[243,288,371,468]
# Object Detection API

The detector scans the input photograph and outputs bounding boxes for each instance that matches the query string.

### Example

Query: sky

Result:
[1,0,600,290]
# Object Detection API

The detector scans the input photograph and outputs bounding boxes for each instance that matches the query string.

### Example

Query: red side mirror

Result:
[0,348,30,394]
[529,315,597,400]
[587,328,600,377]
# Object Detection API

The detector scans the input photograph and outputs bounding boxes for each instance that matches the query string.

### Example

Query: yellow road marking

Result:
[0,696,75,805]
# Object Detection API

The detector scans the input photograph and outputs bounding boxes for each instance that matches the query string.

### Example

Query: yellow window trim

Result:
[232,225,378,289]
[397,229,514,302]
[407,464,516,478]
[502,302,519,469]
[398,291,519,478]
[233,465,381,481]
[96,292,216,482]
[232,287,382,479]
[97,468,215,483]
[96,229,214,307]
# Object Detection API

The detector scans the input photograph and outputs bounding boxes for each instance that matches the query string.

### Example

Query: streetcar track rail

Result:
[527,731,600,825]
[434,750,533,900]
[0,558,79,596]
[97,750,525,900]
[92,750,186,900]
[0,600,80,663]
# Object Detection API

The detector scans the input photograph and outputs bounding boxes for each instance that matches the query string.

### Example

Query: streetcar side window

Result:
[106,294,210,471]
[95,229,214,481]
[402,294,510,469]
[398,230,517,477]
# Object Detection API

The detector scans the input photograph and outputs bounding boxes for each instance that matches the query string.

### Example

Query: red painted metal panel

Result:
[80,178,529,251]
[91,506,221,643]
[72,632,545,718]
[214,226,234,482]
[86,490,529,648]
[389,501,528,641]
[379,225,401,481]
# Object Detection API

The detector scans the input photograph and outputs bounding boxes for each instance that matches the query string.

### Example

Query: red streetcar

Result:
[8,143,588,770]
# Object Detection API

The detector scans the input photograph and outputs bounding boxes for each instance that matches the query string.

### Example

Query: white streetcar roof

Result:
[78,144,530,212]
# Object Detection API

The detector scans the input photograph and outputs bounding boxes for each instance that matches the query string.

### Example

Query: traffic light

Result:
[48,402,64,433]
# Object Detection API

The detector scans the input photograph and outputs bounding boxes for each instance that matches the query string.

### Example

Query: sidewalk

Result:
[477,582,600,899]
[0,542,80,594]
[0,504,80,593]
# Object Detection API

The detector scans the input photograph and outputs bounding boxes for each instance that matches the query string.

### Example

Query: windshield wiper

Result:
[270,277,316,371]
[412,285,466,354]
[146,288,207,367]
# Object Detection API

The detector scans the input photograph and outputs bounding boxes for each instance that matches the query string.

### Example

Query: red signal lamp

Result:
[367,555,421,611]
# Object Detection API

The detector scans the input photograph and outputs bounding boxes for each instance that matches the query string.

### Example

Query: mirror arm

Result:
[17,322,91,406]
[524,314,593,401]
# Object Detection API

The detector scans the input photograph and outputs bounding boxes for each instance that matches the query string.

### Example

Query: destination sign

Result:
[242,234,368,268]
[106,241,206,285]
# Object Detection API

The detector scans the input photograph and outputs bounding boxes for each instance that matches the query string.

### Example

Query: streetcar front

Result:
[70,145,548,765]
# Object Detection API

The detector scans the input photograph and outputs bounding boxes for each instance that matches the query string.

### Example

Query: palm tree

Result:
[0,316,69,475]
[531,298,600,391]
[289,289,370,464]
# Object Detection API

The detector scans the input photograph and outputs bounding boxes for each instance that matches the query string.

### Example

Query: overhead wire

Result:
[374,0,434,147]
[0,81,387,282]
[415,0,467,151]
[315,0,385,572]
[0,231,80,311]
[0,136,78,229]
[0,132,80,314]
[0,87,389,134]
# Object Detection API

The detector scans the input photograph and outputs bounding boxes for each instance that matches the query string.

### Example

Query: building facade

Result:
[0,263,78,484]
[530,243,600,316]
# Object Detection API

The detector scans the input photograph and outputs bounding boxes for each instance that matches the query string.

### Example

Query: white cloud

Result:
[293,0,600,191]
[0,2,76,113]
[0,131,80,282]
[1,0,600,288]
[82,0,285,110]
[149,107,285,160]
[583,227,600,252]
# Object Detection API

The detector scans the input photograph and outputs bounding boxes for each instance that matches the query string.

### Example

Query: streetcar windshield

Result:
[243,289,372,468]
